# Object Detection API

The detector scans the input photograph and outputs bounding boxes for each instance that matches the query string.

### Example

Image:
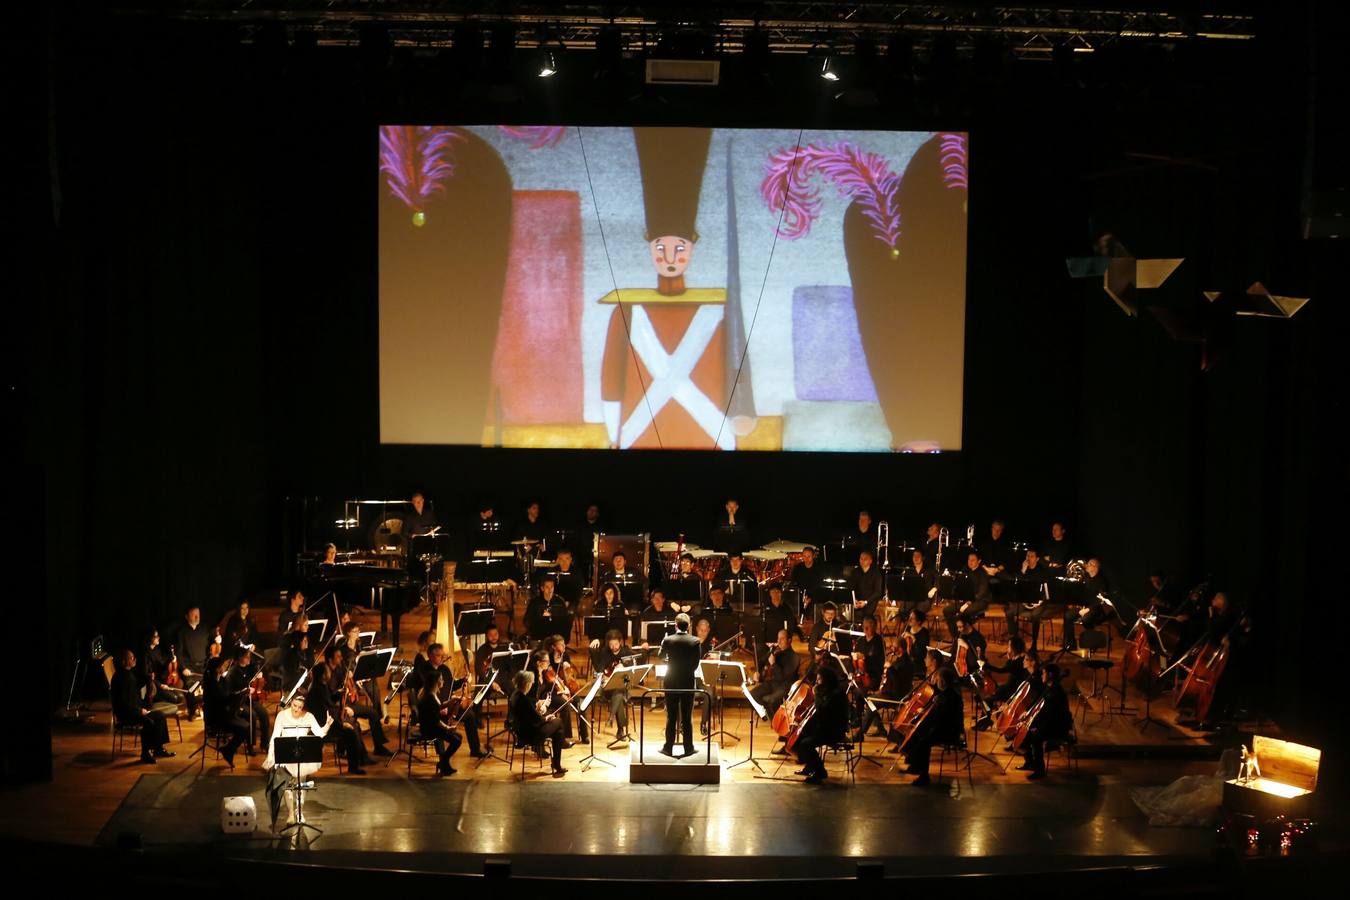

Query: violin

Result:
[165,647,181,689]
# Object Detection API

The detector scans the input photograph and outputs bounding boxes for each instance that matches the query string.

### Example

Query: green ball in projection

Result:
[412,210,427,227]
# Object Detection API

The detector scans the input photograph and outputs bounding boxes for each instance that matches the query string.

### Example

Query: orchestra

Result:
[101,500,1257,793]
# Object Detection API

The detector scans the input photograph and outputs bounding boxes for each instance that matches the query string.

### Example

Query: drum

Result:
[761,539,813,570]
[655,540,700,573]
[743,549,789,585]
[688,549,726,581]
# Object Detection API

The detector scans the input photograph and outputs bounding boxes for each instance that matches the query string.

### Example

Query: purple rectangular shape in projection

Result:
[791,285,879,402]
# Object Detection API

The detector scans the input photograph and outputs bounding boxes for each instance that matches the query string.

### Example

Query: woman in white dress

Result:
[263,692,331,828]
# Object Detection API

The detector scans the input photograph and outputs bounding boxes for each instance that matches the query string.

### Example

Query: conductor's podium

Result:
[629,741,721,785]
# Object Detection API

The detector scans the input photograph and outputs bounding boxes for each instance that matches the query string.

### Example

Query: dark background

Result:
[10,3,1346,781]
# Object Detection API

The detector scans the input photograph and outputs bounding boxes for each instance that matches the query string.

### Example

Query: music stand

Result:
[274,735,324,839]
[729,682,767,773]
[642,620,675,646]
[576,672,614,771]
[601,663,649,750]
[352,647,394,683]
[468,668,509,767]
[306,618,330,651]
[698,659,744,747]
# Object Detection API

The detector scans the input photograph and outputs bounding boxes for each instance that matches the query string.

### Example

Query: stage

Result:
[98,773,1217,880]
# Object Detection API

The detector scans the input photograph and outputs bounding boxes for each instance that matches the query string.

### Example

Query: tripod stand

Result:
[472,668,509,768]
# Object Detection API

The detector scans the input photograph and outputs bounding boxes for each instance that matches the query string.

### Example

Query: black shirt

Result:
[659,631,703,689]
[174,622,210,675]
[790,561,823,600]
[853,632,885,688]
[405,506,439,538]
[1039,537,1073,567]
[760,599,802,644]
[848,564,884,618]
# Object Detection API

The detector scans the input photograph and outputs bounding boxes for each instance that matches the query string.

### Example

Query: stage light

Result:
[820,56,839,81]
[538,51,556,77]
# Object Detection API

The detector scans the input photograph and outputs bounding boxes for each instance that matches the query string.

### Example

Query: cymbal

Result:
[510,538,540,546]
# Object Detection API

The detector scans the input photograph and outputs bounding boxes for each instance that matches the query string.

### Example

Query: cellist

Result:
[899,665,964,786]
[792,665,848,784]
[1018,662,1072,779]
[1194,592,1251,730]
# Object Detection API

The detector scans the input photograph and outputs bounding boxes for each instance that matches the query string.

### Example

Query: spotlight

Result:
[538,51,556,77]
[819,56,839,81]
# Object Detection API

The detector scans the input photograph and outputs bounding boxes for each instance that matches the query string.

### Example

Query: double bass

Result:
[1172,609,1249,723]
[991,680,1034,739]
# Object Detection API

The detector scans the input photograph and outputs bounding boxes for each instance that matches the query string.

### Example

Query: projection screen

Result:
[379,125,967,452]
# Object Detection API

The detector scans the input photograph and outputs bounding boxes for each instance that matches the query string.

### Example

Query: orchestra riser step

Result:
[628,741,721,784]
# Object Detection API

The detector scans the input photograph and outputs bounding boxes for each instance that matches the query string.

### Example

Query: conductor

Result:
[659,612,701,757]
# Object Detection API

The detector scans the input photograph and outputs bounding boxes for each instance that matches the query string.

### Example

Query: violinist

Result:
[900,665,964,786]
[545,634,589,744]
[428,643,484,757]
[850,616,886,739]
[143,627,199,719]
[509,670,567,776]
[203,643,260,768]
[592,629,635,742]
[312,646,368,774]
[1008,548,1050,649]
[222,599,256,651]
[794,665,849,784]
[416,670,463,776]
[405,630,433,696]
[1019,662,1072,779]
[809,602,844,653]
[667,553,704,613]
[339,624,391,756]
[275,590,306,644]
[899,608,930,670]
[474,623,511,681]
[943,551,991,641]
[220,642,270,752]
[693,617,716,735]
[751,629,799,719]
[280,621,315,696]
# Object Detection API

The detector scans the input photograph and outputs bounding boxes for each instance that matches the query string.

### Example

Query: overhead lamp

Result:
[538,51,557,77]
[819,56,839,81]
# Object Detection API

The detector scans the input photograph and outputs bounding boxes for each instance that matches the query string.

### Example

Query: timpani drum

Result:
[743,549,788,585]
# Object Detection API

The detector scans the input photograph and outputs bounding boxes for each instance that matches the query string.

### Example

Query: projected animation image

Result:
[378,126,968,452]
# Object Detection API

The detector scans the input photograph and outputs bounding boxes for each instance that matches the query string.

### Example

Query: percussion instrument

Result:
[656,540,700,572]
[688,549,726,581]
[743,548,788,585]
[761,539,813,569]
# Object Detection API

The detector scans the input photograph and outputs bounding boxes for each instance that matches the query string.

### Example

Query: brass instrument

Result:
[877,520,891,605]
[936,526,950,572]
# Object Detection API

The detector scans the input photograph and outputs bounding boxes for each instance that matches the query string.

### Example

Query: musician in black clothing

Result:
[201,645,257,768]
[526,576,573,641]
[843,510,876,567]
[899,608,930,670]
[922,522,943,568]
[404,491,439,539]
[515,501,548,542]
[426,643,484,756]
[1039,521,1073,568]
[142,628,199,718]
[1193,592,1252,729]
[751,629,799,719]
[592,629,636,741]
[900,548,938,616]
[222,600,257,650]
[174,607,210,697]
[954,614,987,672]
[605,551,647,612]
[510,670,566,775]
[220,647,270,755]
[473,623,511,679]
[1062,558,1115,650]
[851,616,886,739]
[658,613,702,756]
[980,521,1012,577]
[901,666,964,786]
[544,634,589,744]
[848,549,885,621]
[1008,549,1051,649]
[809,602,849,654]
[943,552,992,641]
[759,584,803,661]
[987,635,1031,702]
[1146,571,1183,614]
[667,554,704,613]
[416,670,463,776]
[112,650,174,764]
[275,591,306,645]
[638,590,675,647]
[310,646,368,774]
[789,545,823,615]
[1020,663,1073,779]
[713,498,752,555]
[551,548,585,608]
[702,585,736,625]
[793,665,849,784]
[592,582,628,635]
[716,552,758,607]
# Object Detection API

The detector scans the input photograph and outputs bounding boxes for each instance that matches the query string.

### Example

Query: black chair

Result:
[935,730,975,788]
[401,708,441,776]
[822,739,859,784]
[1076,629,1117,724]
[504,715,547,782]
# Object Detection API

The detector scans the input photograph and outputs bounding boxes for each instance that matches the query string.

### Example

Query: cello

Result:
[772,676,814,738]
[992,680,1033,739]
[1173,608,1249,723]
[1009,695,1046,752]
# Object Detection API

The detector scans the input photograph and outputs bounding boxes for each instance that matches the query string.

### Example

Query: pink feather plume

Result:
[378,125,462,213]
[760,142,902,249]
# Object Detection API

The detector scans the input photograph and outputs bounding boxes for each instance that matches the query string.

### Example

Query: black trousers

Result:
[433,729,463,768]
[794,736,828,776]
[605,690,627,732]
[130,710,169,751]
[1007,603,1047,647]
[349,701,387,748]
[751,682,788,718]
[903,738,935,776]
[665,693,694,750]
[526,719,564,769]
[335,721,368,766]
